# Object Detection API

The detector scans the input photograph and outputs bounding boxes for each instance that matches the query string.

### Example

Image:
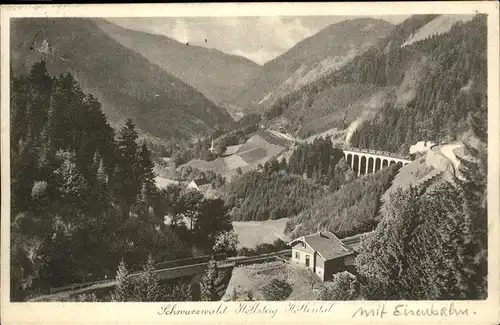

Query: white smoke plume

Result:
[344,116,364,146]
[344,108,375,146]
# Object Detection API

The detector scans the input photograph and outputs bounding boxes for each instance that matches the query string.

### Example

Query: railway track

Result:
[29,234,367,301]
[29,250,292,301]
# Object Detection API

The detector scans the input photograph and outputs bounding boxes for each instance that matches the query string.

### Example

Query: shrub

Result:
[261,278,292,301]
[162,279,192,301]
[245,291,254,301]
[31,181,48,200]
[319,271,360,300]
[213,230,239,256]
[77,293,98,302]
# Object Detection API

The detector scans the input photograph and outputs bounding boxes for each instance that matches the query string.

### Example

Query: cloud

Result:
[171,19,189,43]
[171,19,208,44]
[105,16,323,64]
[260,17,314,49]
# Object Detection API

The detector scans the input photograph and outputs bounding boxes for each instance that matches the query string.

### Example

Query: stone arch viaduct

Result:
[343,147,412,177]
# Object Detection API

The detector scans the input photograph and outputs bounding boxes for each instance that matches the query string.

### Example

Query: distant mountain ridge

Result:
[95,19,262,115]
[228,18,395,114]
[10,18,234,140]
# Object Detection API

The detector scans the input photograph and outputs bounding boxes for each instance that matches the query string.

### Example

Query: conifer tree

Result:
[356,175,487,300]
[118,118,139,159]
[53,151,87,215]
[10,75,29,154]
[138,144,158,221]
[196,199,233,248]
[96,158,108,185]
[37,127,54,173]
[46,78,65,150]
[456,102,488,298]
[134,254,161,302]
[116,118,141,217]
[137,183,149,225]
[26,61,53,141]
[280,157,287,170]
[163,279,192,301]
[182,189,204,231]
[200,259,220,301]
[111,259,131,302]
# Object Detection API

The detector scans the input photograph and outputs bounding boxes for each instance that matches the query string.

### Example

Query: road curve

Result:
[439,144,462,167]
[267,130,301,143]
[436,143,463,179]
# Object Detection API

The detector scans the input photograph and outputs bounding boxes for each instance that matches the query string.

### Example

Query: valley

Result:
[95,18,262,111]
[9,13,489,304]
[228,18,395,114]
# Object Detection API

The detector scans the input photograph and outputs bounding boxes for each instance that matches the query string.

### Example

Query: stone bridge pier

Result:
[343,148,412,177]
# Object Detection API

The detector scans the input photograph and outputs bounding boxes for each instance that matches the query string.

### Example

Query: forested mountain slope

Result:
[10,18,234,140]
[10,62,190,300]
[220,169,325,222]
[229,18,394,114]
[285,164,400,239]
[350,15,486,153]
[263,14,440,138]
[354,102,487,300]
[263,15,485,155]
[95,19,262,110]
[11,63,237,301]
[219,138,356,222]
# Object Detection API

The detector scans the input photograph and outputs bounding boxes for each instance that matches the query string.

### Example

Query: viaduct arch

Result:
[343,148,412,177]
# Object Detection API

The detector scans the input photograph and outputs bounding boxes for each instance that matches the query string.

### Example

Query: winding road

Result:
[435,143,464,179]
[267,129,302,143]
[439,143,462,169]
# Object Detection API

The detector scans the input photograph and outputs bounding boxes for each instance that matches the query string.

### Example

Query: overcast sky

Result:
[106,16,408,65]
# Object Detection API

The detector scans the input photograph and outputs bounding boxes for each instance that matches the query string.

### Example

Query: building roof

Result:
[288,231,354,261]
[190,178,211,187]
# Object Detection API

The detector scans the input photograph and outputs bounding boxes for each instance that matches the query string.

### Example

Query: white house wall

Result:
[315,265,325,280]
[291,241,316,273]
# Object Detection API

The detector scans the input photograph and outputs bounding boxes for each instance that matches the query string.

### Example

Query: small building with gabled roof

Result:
[186,178,212,194]
[288,231,356,281]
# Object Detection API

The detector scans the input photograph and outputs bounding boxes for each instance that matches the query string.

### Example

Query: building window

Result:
[295,252,300,260]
